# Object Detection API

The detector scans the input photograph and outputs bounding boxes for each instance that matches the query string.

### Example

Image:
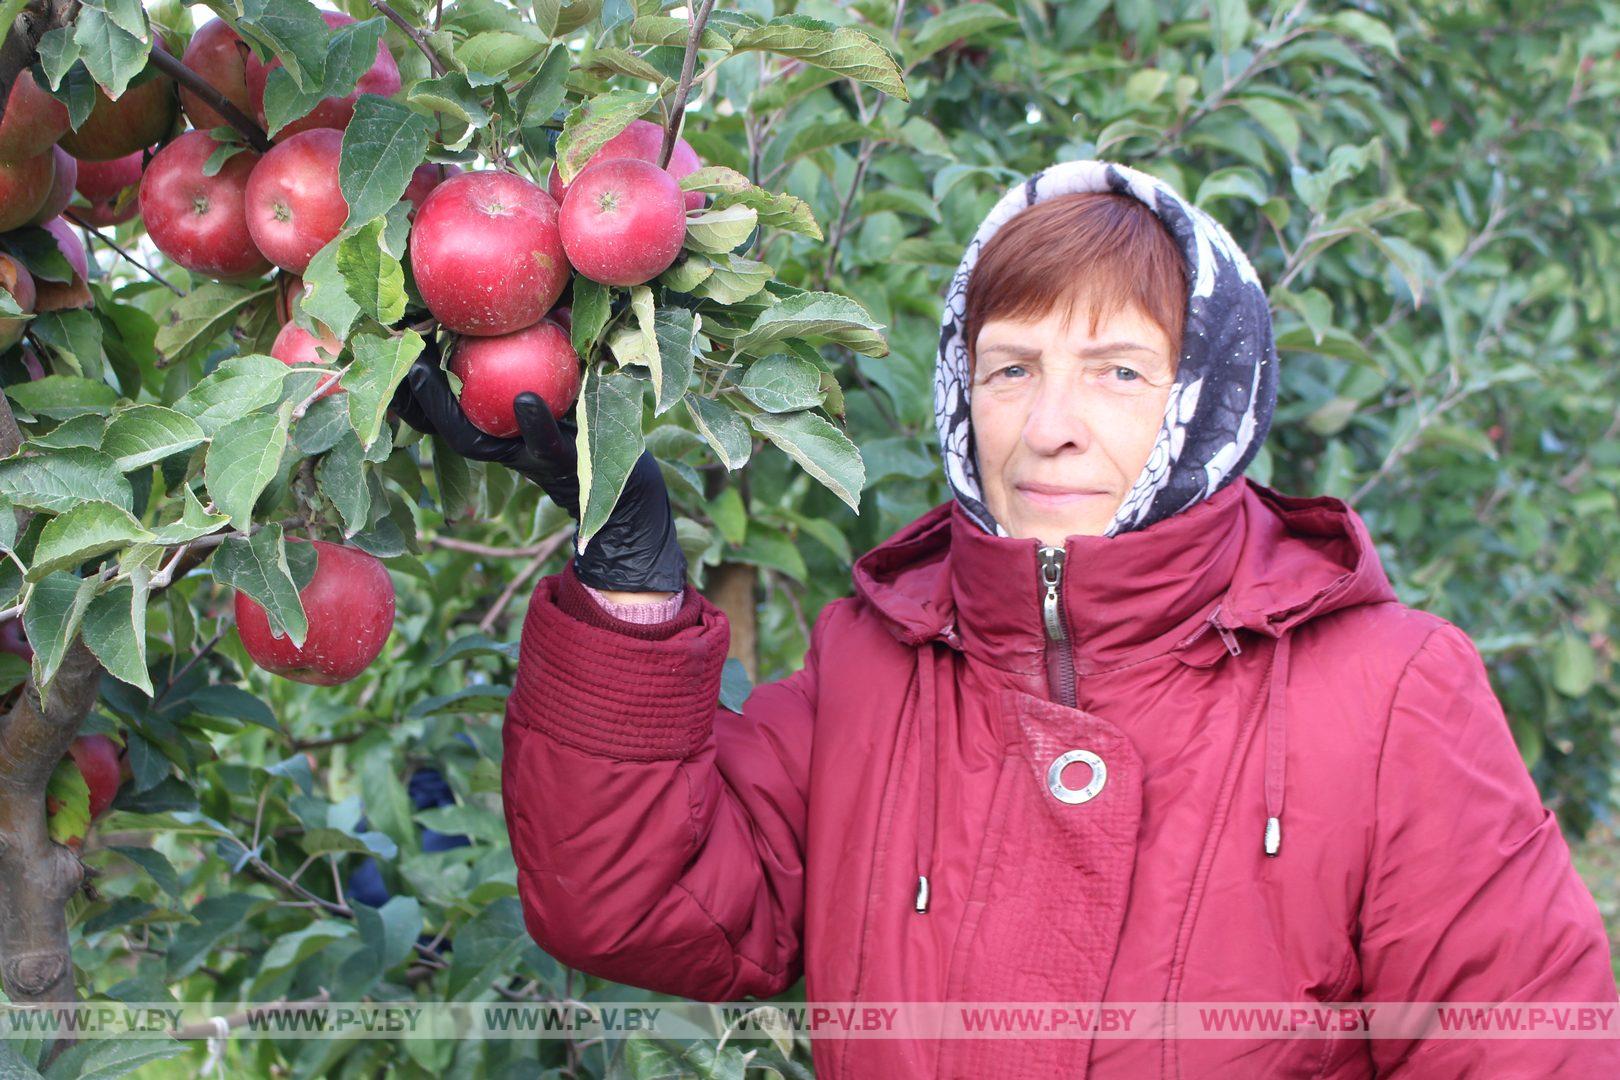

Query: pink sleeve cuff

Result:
[582,582,686,624]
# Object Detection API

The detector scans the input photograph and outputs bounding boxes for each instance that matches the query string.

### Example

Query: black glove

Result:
[392,344,688,595]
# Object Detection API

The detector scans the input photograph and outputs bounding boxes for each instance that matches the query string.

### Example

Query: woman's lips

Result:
[1015,483,1111,508]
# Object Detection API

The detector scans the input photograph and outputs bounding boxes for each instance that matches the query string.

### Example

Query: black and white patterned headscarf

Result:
[935,160,1278,537]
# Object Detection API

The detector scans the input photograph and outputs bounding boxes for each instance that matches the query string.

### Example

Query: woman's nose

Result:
[1022,377,1094,456]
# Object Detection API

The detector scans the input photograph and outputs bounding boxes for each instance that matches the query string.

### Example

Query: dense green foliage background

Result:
[0,0,1614,1077]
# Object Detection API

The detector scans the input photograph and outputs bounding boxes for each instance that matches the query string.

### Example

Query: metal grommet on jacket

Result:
[1047,749,1107,804]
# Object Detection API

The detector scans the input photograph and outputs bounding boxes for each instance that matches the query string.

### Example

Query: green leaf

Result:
[458,30,548,77]
[692,254,772,304]
[81,579,151,694]
[213,524,307,647]
[166,894,266,981]
[684,393,750,470]
[1195,166,1270,208]
[30,501,155,580]
[7,375,118,420]
[408,71,491,128]
[109,846,182,899]
[683,204,758,254]
[29,309,104,374]
[909,4,1015,64]
[336,218,406,324]
[738,354,825,413]
[263,17,388,136]
[650,308,698,415]
[735,292,888,357]
[154,282,273,368]
[575,368,645,551]
[188,684,280,731]
[1235,97,1301,159]
[1551,630,1597,698]
[204,404,293,531]
[630,14,731,49]
[355,895,421,973]
[46,756,91,846]
[24,415,105,452]
[659,253,714,293]
[174,354,292,436]
[357,741,414,851]
[569,278,612,357]
[582,46,674,88]
[710,485,746,544]
[0,448,132,514]
[343,330,424,450]
[150,486,230,545]
[606,284,657,369]
[432,633,519,665]
[341,94,433,228]
[406,684,510,717]
[300,239,363,341]
[238,0,330,91]
[294,395,354,455]
[554,89,657,184]
[317,430,371,537]
[1320,10,1400,58]
[515,46,571,161]
[680,165,822,239]
[748,409,864,511]
[72,6,149,99]
[41,1041,186,1080]
[730,16,908,101]
[24,572,98,689]
[101,405,206,472]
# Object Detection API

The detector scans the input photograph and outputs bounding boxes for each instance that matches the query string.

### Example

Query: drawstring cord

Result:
[914,643,939,912]
[1263,630,1293,857]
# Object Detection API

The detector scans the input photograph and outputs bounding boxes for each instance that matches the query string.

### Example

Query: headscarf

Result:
[933,160,1278,538]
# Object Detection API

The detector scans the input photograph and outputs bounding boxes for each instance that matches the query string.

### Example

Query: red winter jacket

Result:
[501,476,1620,1078]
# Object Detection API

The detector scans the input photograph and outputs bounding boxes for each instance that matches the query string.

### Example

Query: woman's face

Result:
[970,302,1176,546]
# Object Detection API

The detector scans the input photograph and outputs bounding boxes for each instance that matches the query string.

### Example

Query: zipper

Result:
[1038,545,1077,708]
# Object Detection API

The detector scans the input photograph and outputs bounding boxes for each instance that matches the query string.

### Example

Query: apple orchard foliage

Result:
[0,0,1615,1077]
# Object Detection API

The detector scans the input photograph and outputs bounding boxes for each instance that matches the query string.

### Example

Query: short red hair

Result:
[963,192,1188,373]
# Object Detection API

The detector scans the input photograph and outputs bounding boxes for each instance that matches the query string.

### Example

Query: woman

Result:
[395,160,1619,1078]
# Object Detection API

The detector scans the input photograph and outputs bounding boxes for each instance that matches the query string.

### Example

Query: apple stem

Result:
[659,0,718,170]
[369,0,447,78]
[145,47,272,154]
[65,212,183,295]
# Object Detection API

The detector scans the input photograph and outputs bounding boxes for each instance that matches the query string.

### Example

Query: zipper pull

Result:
[1038,546,1067,642]
[1210,606,1242,656]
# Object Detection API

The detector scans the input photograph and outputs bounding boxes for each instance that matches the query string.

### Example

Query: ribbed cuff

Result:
[581,582,685,624]
[508,563,727,760]
[556,560,702,640]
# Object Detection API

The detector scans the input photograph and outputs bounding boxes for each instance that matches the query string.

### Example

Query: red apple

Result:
[0,616,33,661]
[402,162,461,217]
[559,158,686,286]
[449,318,580,438]
[179,18,267,132]
[234,540,396,685]
[410,170,568,336]
[0,71,70,163]
[246,11,401,138]
[69,735,122,819]
[0,256,34,351]
[270,319,344,399]
[0,149,55,231]
[275,273,308,322]
[549,305,571,333]
[73,151,144,226]
[140,130,270,280]
[19,346,45,380]
[34,217,91,312]
[244,127,347,274]
[28,146,77,226]
[58,61,178,161]
[547,119,704,211]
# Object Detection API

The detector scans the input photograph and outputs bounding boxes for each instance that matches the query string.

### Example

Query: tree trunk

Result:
[704,561,758,682]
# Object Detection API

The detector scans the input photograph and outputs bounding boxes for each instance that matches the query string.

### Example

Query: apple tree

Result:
[0,0,917,1074]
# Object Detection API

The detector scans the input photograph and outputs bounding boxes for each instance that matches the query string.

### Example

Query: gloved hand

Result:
[391,342,687,594]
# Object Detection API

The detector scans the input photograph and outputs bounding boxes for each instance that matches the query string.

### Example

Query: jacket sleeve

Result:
[500,558,821,1001]
[1357,622,1620,1075]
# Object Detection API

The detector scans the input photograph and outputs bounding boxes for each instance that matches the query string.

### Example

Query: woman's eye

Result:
[1112,366,1140,382]
[989,364,1027,381]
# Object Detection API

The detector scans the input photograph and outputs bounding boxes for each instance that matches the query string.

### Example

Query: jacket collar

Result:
[851,477,1397,676]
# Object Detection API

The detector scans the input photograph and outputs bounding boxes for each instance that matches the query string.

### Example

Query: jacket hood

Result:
[852,475,1397,665]
[935,159,1280,538]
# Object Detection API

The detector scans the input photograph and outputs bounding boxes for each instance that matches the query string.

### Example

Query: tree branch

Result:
[144,47,271,153]
[659,0,717,169]
[369,0,446,78]
[66,213,182,295]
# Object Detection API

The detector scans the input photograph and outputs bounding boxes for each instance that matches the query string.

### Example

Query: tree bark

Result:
[704,561,758,682]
